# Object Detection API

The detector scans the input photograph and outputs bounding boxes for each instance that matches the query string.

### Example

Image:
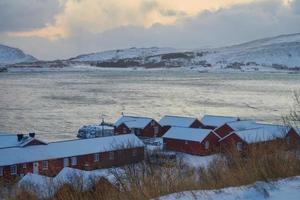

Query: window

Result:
[71,157,77,166]
[185,141,188,145]
[94,153,100,162]
[123,127,127,134]
[109,152,114,160]
[0,167,3,176]
[151,121,155,126]
[236,142,243,151]
[42,161,48,170]
[286,136,291,145]
[10,165,17,175]
[132,149,137,157]
[154,126,159,135]
[63,158,69,167]
[205,141,210,150]
[23,163,27,169]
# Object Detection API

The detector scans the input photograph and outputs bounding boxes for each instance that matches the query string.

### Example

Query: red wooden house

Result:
[0,134,144,181]
[114,115,163,138]
[159,115,204,134]
[200,115,239,129]
[162,127,221,155]
[214,120,258,138]
[219,124,299,152]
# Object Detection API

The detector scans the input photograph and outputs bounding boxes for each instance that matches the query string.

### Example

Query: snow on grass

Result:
[157,176,300,200]
[176,152,220,168]
[18,167,123,198]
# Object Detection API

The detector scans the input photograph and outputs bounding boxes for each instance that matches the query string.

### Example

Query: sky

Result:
[0,0,299,60]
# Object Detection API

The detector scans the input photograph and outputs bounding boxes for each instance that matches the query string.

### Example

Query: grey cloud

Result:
[1,0,300,60]
[159,9,187,17]
[0,0,64,32]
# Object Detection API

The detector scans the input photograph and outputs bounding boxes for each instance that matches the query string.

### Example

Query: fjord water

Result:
[0,68,299,141]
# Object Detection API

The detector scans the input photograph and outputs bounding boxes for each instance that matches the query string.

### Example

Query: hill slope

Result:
[0,44,37,65]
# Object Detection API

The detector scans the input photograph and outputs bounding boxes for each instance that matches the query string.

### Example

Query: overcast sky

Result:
[0,0,299,60]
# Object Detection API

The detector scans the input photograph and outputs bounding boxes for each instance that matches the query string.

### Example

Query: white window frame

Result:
[236,142,243,151]
[185,141,188,145]
[0,167,3,176]
[63,158,69,167]
[205,141,210,150]
[71,157,77,166]
[42,161,48,170]
[10,165,17,175]
[109,152,114,160]
[94,153,100,162]
[123,127,127,134]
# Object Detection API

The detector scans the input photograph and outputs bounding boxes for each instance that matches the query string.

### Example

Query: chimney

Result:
[17,134,24,141]
[29,132,35,138]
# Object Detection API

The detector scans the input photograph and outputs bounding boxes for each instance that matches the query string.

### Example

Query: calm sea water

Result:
[0,68,299,141]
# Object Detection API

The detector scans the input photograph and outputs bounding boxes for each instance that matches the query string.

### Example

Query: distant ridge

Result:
[0,44,37,65]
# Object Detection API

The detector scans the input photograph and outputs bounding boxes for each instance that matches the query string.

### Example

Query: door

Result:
[33,162,39,174]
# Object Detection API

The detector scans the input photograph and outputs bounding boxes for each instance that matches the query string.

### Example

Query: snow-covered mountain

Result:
[0,44,37,65]
[70,47,177,62]
[201,33,300,69]
[68,33,300,71]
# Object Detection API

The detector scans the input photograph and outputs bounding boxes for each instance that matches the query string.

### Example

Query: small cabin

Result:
[159,115,204,134]
[214,120,258,138]
[162,127,220,155]
[219,124,298,152]
[0,134,144,181]
[114,115,163,138]
[200,115,240,129]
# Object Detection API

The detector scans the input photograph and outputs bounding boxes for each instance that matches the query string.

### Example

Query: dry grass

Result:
[7,141,300,200]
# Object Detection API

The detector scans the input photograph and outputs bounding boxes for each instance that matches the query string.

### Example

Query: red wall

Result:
[140,120,163,137]
[219,133,246,152]
[214,124,234,138]
[163,132,220,155]
[190,119,205,128]
[0,147,144,182]
[114,124,131,135]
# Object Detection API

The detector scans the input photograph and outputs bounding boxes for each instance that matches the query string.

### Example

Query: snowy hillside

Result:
[68,33,300,71]
[0,44,37,65]
[158,176,300,200]
[201,33,300,69]
[70,47,177,62]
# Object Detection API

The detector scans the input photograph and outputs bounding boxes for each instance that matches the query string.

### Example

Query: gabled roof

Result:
[159,115,198,127]
[162,127,214,142]
[115,115,153,129]
[222,124,290,144]
[225,120,258,131]
[0,134,144,166]
[0,133,45,149]
[201,115,239,127]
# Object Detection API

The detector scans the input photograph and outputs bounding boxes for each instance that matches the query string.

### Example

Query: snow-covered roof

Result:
[231,124,290,144]
[115,115,153,129]
[225,120,258,131]
[159,115,198,127]
[201,115,239,127]
[0,133,41,149]
[0,134,144,166]
[162,127,213,142]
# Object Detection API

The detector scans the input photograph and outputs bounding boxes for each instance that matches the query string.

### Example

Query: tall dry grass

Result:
[10,141,300,200]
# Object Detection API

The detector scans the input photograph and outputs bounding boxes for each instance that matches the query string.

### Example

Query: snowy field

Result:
[157,176,300,200]
[0,69,299,141]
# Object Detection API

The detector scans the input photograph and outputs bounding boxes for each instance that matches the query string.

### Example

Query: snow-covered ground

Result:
[18,167,123,198]
[157,176,300,200]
